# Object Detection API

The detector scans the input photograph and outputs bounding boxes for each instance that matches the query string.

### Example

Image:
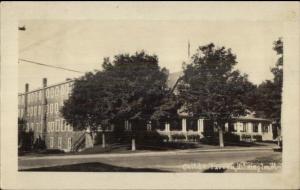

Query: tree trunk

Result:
[102,132,106,148]
[217,122,224,148]
[131,138,136,151]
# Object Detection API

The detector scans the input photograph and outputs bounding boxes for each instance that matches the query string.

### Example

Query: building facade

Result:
[18,78,84,152]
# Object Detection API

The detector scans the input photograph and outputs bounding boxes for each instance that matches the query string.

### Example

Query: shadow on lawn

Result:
[200,140,269,147]
[20,162,171,172]
[203,167,227,173]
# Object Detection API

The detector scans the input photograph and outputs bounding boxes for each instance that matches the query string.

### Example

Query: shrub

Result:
[136,131,170,144]
[171,133,186,141]
[224,132,240,142]
[159,134,169,141]
[241,134,252,141]
[252,134,262,142]
[187,134,200,141]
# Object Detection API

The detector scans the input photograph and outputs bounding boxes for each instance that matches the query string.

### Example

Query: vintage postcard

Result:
[1,1,299,189]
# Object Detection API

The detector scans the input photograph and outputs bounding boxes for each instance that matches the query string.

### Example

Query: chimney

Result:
[43,78,47,88]
[25,83,29,93]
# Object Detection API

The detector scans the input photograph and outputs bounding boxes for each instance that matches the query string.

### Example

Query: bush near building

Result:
[187,134,200,142]
[223,132,240,143]
[171,133,186,141]
[252,134,262,142]
[113,130,168,144]
[160,134,170,142]
[241,134,252,142]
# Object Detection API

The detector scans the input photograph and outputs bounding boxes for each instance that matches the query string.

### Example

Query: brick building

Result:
[18,78,85,152]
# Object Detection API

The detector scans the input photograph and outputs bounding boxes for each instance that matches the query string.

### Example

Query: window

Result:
[55,103,59,114]
[61,119,65,131]
[31,123,35,131]
[262,124,269,132]
[50,104,53,114]
[20,109,23,118]
[55,87,59,96]
[46,89,49,98]
[67,138,72,150]
[253,123,258,132]
[39,123,43,133]
[36,123,39,132]
[51,121,54,132]
[58,137,62,149]
[50,137,54,148]
[65,84,69,94]
[34,92,37,102]
[241,122,247,132]
[56,120,60,132]
[39,91,42,101]
[50,88,54,98]
[31,93,33,103]
[38,106,41,115]
[34,106,37,116]
[61,85,65,95]
[47,105,49,115]
[47,122,50,132]
[68,124,73,132]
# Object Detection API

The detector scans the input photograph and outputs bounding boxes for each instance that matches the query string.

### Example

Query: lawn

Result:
[19,140,277,157]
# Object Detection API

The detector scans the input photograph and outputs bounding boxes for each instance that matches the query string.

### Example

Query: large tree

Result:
[61,51,169,150]
[254,38,283,138]
[178,43,256,147]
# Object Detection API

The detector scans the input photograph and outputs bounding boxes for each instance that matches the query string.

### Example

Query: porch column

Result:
[248,122,252,133]
[233,123,238,132]
[165,122,170,132]
[197,118,204,134]
[182,118,187,132]
[258,123,262,134]
[269,123,273,134]
[225,123,229,132]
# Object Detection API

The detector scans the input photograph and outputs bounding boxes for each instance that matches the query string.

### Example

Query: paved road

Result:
[19,149,281,172]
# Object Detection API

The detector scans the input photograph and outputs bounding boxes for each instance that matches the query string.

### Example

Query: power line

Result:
[19,58,85,74]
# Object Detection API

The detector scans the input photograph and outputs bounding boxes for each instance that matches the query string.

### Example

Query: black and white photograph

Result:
[1,2,299,190]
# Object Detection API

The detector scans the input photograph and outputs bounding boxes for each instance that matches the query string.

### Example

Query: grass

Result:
[19,140,275,158]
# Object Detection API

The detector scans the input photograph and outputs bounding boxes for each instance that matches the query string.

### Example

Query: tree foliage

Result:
[61,51,171,132]
[254,38,283,124]
[178,43,256,123]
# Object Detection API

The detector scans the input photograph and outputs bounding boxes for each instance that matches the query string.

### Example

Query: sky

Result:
[18,20,283,92]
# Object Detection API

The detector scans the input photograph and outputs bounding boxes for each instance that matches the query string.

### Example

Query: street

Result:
[19,149,282,173]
